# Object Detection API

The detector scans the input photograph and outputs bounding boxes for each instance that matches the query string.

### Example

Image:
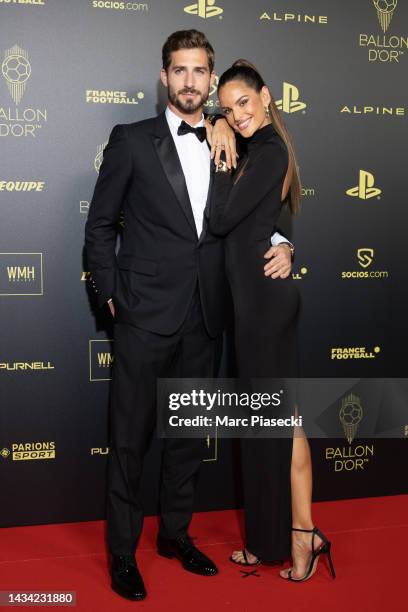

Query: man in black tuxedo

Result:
[85,30,293,601]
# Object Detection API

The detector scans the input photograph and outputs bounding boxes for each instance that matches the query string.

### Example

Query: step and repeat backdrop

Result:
[1,0,407,527]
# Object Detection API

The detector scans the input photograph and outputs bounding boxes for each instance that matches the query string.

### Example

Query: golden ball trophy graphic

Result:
[1,44,31,105]
[373,0,398,33]
[94,142,108,174]
[339,393,363,444]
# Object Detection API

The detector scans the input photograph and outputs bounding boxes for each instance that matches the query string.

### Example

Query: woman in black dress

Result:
[208,61,335,582]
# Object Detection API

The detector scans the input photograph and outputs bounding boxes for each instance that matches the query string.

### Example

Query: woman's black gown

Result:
[208,123,300,562]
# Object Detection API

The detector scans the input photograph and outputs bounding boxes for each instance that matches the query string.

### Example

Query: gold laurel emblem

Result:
[339,393,363,444]
[373,0,397,33]
[184,0,223,18]
[276,82,306,114]
[1,447,10,459]
[94,142,108,174]
[346,170,382,200]
[357,248,374,268]
[1,44,31,105]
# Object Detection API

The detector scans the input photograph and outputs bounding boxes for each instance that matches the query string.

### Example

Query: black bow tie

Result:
[177,120,206,142]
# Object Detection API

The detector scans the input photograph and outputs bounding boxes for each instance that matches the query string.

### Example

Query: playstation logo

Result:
[184,0,223,19]
[357,248,374,268]
[276,83,306,114]
[346,170,381,200]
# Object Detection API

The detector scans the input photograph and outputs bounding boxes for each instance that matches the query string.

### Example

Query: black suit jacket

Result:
[84,112,227,337]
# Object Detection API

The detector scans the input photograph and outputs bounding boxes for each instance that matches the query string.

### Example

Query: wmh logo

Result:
[184,0,223,18]
[89,339,114,381]
[7,265,35,281]
[97,352,114,367]
[276,83,306,113]
[346,170,381,200]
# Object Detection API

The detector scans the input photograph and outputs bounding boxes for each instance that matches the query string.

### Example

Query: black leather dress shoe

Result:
[111,555,146,601]
[157,535,218,576]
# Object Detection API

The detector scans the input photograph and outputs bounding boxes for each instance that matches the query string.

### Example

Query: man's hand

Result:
[263,244,293,279]
[107,299,115,317]
[205,117,238,169]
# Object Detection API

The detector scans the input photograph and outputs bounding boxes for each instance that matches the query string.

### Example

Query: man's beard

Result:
[168,85,209,114]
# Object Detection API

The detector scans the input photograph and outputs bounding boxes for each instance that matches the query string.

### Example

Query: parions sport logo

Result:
[1,441,56,461]
[359,0,407,63]
[0,44,47,137]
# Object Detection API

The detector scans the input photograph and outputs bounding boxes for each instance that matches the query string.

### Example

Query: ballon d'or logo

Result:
[339,393,363,444]
[373,0,398,33]
[1,44,31,105]
[94,142,108,174]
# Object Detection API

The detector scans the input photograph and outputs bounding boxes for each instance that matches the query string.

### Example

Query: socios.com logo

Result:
[276,83,306,114]
[209,75,219,98]
[357,248,374,268]
[1,44,31,105]
[184,0,223,19]
[373,0,397,33]
[346,170,381,200]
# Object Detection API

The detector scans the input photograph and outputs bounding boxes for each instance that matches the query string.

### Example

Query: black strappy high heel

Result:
[283,527,336,582]
[229,548,261,567]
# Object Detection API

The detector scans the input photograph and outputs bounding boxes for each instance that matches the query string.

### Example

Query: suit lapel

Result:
[152,112,198,238]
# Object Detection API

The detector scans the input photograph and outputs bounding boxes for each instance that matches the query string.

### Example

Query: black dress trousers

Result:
[106,286,218,556]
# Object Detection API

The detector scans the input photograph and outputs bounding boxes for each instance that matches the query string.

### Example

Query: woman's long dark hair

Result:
[218,60,301,215]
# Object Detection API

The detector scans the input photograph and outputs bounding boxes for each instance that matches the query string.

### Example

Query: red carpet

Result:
[0,496,406,611]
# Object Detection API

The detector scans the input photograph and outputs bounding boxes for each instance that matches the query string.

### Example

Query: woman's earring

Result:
[265,106,270,117]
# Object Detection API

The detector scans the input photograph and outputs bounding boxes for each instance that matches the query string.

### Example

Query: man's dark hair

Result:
[162,29,215,73]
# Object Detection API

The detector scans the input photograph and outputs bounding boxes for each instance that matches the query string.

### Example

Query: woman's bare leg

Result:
[280,431,323,579]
